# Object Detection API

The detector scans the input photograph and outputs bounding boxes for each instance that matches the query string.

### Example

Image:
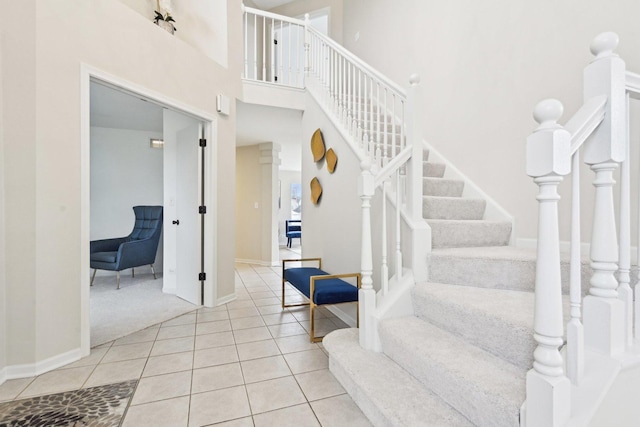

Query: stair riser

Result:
[424,162,445,177]
[423,179,464,197]
[423,197,485,220]
[429,221,512,248]
[379,319,523,427]
[429,254,592,293]
[412,285,534,370]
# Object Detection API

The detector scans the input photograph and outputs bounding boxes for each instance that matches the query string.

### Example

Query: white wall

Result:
[90,127,164,273]
[301,92,362,322]
[0,27,6,379]
[341,0,640,244]
[0,0,242,377]
[117,0,228,67]
[268,0,343,44]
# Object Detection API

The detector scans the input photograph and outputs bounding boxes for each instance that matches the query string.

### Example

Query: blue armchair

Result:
[90,206,163,289]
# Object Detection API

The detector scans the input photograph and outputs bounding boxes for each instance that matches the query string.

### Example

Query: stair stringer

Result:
[421,140,515,244]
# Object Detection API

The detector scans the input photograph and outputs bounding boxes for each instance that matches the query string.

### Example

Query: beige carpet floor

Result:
[90,272,199,347]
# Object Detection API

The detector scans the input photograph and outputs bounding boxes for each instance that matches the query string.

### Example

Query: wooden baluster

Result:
[359,160,377,350]
[583,32,626,355]
[618,92,632,348]
[525,99,571,427]
[566,150,584,385]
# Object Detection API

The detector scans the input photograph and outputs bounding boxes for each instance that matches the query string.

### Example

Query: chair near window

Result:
[285,219,301,248]
[90,206,163,289]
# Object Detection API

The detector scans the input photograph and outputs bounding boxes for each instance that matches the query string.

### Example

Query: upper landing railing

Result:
[525,32,640,426]
[242,5,428,351]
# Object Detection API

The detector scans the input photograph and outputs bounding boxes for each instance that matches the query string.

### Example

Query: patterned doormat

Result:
[0,380,137,427]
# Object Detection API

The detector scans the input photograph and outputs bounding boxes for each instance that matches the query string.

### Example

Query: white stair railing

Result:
[525,32,638,426]
[241,5,427,352]
[242,5,306,88]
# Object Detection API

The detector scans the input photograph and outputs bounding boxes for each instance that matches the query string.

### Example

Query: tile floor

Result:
[0,261,372,427]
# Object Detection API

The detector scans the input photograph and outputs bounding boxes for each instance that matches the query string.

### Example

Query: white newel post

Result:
[359,160,377,351]
[582,32,626,356]
[405,74,430,282]
[525,100,571,427]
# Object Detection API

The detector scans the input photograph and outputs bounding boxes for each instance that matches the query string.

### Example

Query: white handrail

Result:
[566,95,607,154]
[242,5,305,26]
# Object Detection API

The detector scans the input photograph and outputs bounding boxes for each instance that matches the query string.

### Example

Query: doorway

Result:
[82,67,216,353]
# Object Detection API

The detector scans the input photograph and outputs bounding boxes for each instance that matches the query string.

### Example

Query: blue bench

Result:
[282,258,360,342]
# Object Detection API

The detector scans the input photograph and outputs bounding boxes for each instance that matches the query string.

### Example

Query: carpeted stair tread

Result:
[429,246,592,293]
[412,282,541,370]
[379,317,525,427]
[428,219,512,248]
[323,328,474,427]
[424,162,446,177]
[423,178,464,197]
[423,196,485,220]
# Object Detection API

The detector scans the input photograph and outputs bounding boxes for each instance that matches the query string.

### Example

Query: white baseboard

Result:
[215,293,237,306]
[326,305,357,327]
[0,347,83,385]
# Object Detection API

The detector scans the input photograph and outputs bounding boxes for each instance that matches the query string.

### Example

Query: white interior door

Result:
[163,109,202,304]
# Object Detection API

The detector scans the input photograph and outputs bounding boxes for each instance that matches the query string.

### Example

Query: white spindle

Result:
[566,150,584,385]
[253,14,257,79]
[270,18,275,82]
[618,92,633,348]
[359,160,376,350]
[381,181,389,296]
[243,9,248,78]
[395,168,402,279]
[525,99,571,427]
[262,16,266,82]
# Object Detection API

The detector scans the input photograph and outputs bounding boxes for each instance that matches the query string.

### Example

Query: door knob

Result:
[172,220,180,225]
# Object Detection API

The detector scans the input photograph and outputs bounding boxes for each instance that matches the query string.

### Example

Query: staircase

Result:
[324,148,536,426]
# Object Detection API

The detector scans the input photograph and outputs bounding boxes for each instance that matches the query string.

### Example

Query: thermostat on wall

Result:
[216,94,230,116]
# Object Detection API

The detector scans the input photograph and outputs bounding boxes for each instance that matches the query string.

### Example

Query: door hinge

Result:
[199,205,207,214]
[274,39,278,45]
[199,272,206,281]
[199,138,207,147]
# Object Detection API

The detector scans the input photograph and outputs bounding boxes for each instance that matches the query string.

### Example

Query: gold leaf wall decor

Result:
[311,129,326,162]
[310,177,323,204]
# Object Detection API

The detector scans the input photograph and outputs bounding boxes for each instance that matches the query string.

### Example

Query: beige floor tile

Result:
[236,339,281,361]
[191,362,244,394]
[233,326,273,344]
[113,327,160,346]
[249,291,277,300]
[19,366,94,398]
[142,351,194,377]
[197,310,229,323]
[156,323,196,340]
[92,341,114,349]
[268,322,308,338]
[188,385,251,427]
[122,395,189,427]
[151,336,195,356]
[102,341,154,363]
[193,344,239,369]
[84,358,146,388]
[0,378,33,402]
[132,370,192,405]
[240,355,291,384]
[258,305,286,315]
[253,403,320,427]
[198,305,228,313]
[211,417,254,427]
[228,307,261,319]
[283,349,328,374]
[162,313,197,327]
[246,376,306,415]
[261,312,298,326]
[226,300,257,310]
[253,297,282,307]
[310,394,373,427]
[195,331,235,350]
[196,319,232,335]
[274,335,319,354]
[245,286,271,294]
[231,316,266,330]
[295,369,345,401]
[58,347,108,369]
